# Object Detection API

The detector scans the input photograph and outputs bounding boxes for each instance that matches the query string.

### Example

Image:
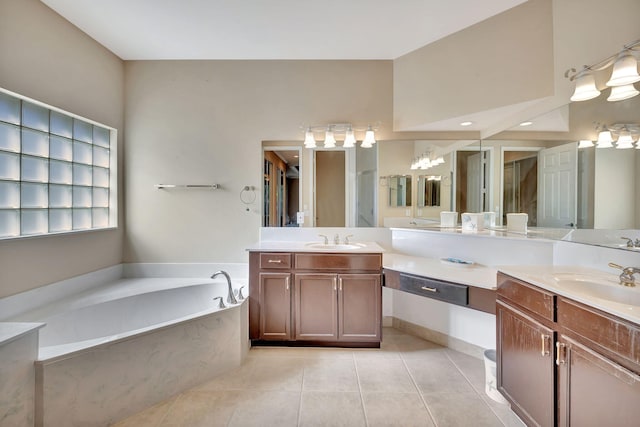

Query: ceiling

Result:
[40,0,526,60]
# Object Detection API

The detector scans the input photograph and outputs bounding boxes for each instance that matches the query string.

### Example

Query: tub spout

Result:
[211,270,239,305]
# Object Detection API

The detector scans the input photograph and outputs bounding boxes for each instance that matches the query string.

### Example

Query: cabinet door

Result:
[294,273,338,341]
[259,273,291,340]
[558,335,640,427]
[338,274,381,342]
[497,301,555,427]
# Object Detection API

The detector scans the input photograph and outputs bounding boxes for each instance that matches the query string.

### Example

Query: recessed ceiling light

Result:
[519,121,533,127]
[460,121,473,127]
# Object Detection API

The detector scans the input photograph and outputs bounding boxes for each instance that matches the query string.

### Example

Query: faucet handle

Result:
[621,237,634,247]
[318,234,328,244]
[237,285,246,301]
[344,234,354,244]
[213,296,226,309]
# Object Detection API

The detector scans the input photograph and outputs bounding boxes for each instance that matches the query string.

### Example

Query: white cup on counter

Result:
[440,211,458,228]
[461,212,484,232]
[483,212,496,228]
[506,213,528,232]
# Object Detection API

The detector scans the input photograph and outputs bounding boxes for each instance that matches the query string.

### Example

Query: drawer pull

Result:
[421,286,438,293]
[556,342,566,365]
[267,259,282,264]
[339,277,343,292]
[541,334,550,356]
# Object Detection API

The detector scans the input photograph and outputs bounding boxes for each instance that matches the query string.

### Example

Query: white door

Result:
[537,142,578,228]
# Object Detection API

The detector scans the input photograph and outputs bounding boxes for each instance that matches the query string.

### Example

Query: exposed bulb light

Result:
[361,125,376,148]
[460,121,473,127]
[596,130,614,148]
[577,140,594,148]
[323,127,336,148]
[606,50,640,87]
[570,70,601,102]
[303,128,316,148]
[607,83,639,102]
[343,126,356,148]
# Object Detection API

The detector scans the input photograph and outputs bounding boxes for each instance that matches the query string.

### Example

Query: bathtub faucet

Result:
[211,270,239,305]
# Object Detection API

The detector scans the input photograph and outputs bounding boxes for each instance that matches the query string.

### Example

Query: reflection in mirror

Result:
[388,175,412,207]
[454,146,491,213]
[263,148,301,227]
[417,175,441,207]
[503,149,538,226]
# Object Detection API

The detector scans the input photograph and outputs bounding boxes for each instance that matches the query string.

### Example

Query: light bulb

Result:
[596,130,614,148]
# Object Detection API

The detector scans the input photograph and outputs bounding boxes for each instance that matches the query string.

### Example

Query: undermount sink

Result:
[546,272,640,306]
[305,242,366,250]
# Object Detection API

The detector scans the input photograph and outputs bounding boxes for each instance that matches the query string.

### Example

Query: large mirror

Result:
[261,92,640,251]
[417,175,441,207]
[388,175,412,207]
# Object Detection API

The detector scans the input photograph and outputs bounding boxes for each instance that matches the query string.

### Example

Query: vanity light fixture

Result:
[301,123,378,149]
[590,124,640,149]
[565,38,640,103]
[411,151,446,170]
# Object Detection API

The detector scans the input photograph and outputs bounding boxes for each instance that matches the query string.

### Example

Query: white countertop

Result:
[383,253,497,290]
[247,241,385,253]
[0,322,45,346]
[498,265,640,325]
[390,226,571,242]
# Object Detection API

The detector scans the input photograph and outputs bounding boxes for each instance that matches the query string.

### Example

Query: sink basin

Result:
[305,242,366,250]
[547,272,640,306]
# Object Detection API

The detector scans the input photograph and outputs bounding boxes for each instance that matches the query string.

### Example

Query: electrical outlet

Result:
[296,211,305,224]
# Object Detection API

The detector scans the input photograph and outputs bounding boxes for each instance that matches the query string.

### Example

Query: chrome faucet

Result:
[318,234,328,244]
[344,234,354,244]
[621,237,640,248]
[608,262,640,287]
[211,270,239,304]
[333,234,340,244]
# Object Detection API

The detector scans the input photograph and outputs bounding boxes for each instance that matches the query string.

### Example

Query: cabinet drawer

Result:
[558,297,640,371]
[399,273,468,306]
[259,253,292,269]
[497,273,555,322]
[295,253,381,272]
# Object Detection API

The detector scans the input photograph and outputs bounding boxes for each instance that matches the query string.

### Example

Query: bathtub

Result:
[10,276,249,427]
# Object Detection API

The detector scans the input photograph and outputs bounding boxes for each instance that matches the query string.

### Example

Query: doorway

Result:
[502,150,539,226]
[263,148,301,227]
[315,150,346,226]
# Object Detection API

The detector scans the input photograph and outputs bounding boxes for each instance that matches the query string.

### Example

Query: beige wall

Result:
[0,0,124,297]
[393,0,554,131]
[123,60,394,263]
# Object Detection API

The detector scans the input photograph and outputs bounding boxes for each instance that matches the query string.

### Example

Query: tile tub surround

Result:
[36,301,248,427]
[113,328,525,427]
[0,323,42,427]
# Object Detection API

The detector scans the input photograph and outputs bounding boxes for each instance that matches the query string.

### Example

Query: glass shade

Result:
[343,128,356,148]
[323,129,336,148]
[607,83,639,102]
[361,126,376,148]
[596,130,614,148]
[616,131,634,149]
[570,71,601,102]
[606,51,640,87]
[577,140,594,148]
[303,128,316,148]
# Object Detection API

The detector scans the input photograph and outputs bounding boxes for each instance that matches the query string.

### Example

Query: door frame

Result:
[452,145,494,214]
[262,145,303,226]
[311,148,353,227]
[499,147,543,227]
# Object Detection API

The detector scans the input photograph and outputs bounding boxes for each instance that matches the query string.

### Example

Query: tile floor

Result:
[112,328,525,427]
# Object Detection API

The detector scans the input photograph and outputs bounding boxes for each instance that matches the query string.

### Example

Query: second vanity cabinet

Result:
[497,272,640,427]
[249,251,382,346]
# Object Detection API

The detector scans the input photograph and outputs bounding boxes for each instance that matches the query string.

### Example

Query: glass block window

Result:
[0,89,116,239]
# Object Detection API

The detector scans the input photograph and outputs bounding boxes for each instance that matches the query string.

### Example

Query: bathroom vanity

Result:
[496,270,640,427]
[248,242,384,347]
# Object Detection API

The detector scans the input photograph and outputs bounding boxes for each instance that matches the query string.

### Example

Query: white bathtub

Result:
[30,278,238,360]
[9,276,249,426]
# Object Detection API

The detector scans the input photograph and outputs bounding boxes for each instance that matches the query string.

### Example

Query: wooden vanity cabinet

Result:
[249,251,382,346]
[497,272,640,427]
